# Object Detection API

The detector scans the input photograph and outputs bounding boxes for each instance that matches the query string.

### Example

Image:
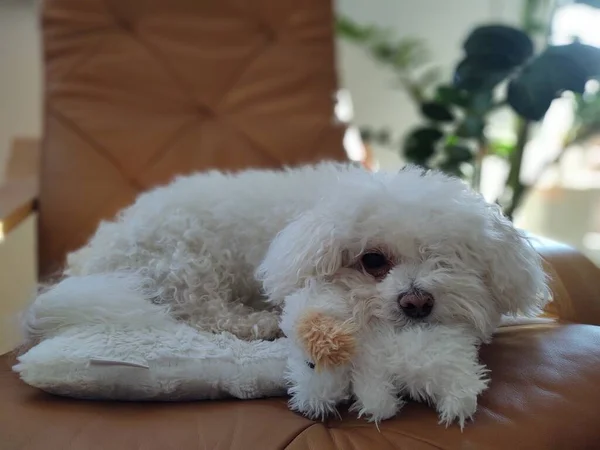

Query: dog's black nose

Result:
[398,289,434,319]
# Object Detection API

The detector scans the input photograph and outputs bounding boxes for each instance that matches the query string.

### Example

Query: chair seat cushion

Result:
[2,323,600,450]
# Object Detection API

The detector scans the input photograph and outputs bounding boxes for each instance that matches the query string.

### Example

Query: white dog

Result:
[259,164,549,425]
[23,162,549,425]
[280,283,491,427]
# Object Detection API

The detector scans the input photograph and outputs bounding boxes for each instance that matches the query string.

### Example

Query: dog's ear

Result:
[256,210,346,302]
[481,206,551,316]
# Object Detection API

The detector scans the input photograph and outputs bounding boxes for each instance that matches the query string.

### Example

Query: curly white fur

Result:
[21,162,550,427]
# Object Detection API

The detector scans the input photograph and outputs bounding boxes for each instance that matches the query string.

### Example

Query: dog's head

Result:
[257,166,550,341]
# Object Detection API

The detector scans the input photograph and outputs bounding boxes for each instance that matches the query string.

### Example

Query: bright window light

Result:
[334,89,354,123]
[522,3,600,186]
[583,231,600,250]
[344,126,367,162]
[552,3,600,46]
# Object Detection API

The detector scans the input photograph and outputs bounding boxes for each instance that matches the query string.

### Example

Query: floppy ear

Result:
[256,210,347,303]
[482,206,551,316]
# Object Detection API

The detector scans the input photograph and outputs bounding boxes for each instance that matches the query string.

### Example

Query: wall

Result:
[0,0,42,173]
[335,0,521,170]
[0,0,41,353]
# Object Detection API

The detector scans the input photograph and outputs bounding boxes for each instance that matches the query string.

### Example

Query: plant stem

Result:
[504,119,531,220]
[472,137,488,192]
[500,0,555,219]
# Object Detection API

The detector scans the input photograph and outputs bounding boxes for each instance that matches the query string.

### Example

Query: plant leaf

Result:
[435,85,471,108]
[360,127,375,143]
[470,91,494,114]
[506,79,554,121]
[445,134,460,146]
[420,102,455,122]
[445,145,473,162]
[404,142,436,163]
[387,38,432,69]
[335,16,378,42]
[371,42,396,62]
[408,127,444,143]
[403,127,444,162]
[507,43,600,120]
[360,127,393,146]
[454,55,512,91]
[438,160,464,177]
[375,128,392,145]
[455,116,485,138]
[463,25,534,68]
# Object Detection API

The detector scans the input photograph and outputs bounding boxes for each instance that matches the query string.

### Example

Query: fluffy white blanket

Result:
[13,275,289,401]
[14,323,288,400]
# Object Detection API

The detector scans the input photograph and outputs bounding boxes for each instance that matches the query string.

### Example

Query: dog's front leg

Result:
[280,284,355,419]
[285,345,352,420]
[350,327,405,423]
[390,325,490,429]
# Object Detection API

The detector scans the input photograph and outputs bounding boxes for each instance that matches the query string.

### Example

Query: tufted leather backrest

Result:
[38,0,346,276]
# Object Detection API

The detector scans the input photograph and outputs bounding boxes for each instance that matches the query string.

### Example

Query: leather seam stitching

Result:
[336,425,446,449]
[47,107,142,191]
[280,422,322,449]
[142,117,204,172]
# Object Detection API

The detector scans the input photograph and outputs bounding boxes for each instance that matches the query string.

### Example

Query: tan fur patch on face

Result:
[295,310,357,370]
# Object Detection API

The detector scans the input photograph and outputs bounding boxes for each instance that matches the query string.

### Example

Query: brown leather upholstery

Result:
[15,1,600,448]
[533,236,600,325]
[3,244,600,450]
[39,0,346,276]
[2,327,600,450]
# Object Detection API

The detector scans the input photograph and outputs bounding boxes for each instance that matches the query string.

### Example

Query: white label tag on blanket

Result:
[89,357,150,369]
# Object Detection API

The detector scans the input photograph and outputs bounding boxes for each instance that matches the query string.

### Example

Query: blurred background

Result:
[1,0,600,352]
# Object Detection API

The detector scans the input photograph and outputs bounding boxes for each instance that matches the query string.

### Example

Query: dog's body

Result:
[63,163,353,340]
[24,161,550,426]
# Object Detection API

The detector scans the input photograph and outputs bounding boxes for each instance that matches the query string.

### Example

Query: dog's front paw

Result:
[288,384,340,421]
[436,393,478,430]
[285,354,351,421]
[350,392,404,424]
[434,365,489,430]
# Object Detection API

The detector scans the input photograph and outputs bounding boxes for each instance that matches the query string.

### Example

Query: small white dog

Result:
[280,284,491,427]
[260,164,549,426]
[23,162,549,426]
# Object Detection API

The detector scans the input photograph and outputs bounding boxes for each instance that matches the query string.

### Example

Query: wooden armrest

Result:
[531,235,600,325]
[0,177,38,238]
[0,137,40,237]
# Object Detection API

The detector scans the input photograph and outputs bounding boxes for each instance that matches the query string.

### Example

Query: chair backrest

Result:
[38,0,346,276]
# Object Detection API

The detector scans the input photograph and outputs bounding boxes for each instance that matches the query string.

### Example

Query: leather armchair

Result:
[2,1,600,449]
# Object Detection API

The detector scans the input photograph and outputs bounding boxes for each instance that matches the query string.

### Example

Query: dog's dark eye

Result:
[360,252,391,277]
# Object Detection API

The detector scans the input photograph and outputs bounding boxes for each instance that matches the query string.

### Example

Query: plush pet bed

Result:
[15,326,288,401]
[13,277,289,401]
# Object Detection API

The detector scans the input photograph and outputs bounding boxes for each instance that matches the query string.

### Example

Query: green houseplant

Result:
[337,0,600,219]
